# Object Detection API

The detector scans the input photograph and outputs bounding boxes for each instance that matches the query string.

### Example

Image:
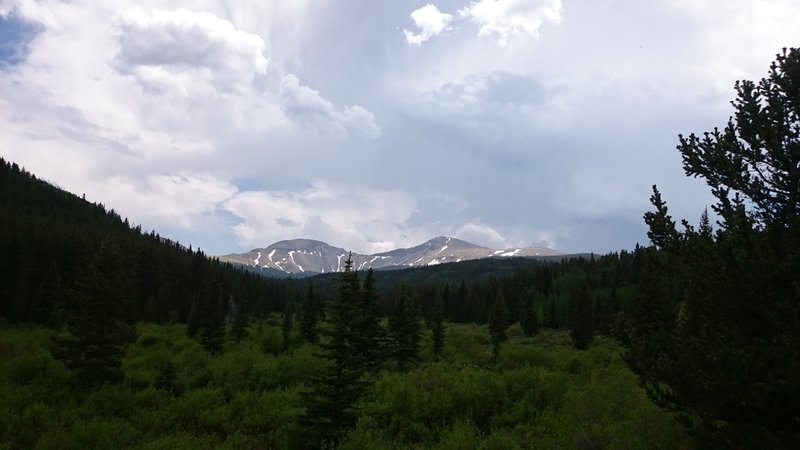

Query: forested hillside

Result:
[0,157,291,327]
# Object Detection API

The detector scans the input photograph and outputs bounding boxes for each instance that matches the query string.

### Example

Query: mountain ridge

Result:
[218,236,561,274]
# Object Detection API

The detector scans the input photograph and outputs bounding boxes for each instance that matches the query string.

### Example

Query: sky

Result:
[1,0,799,256]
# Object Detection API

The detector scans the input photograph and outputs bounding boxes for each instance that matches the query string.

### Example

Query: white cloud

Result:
[6,0,800,257]
[223,182,423,253]
[279,74,381,138]
[454,222,510,249]
[557,171,648,220]
[95,172,239,229]
[459,0,561,46]
[114,7,268,94]
[668,0,800,92]
[1,0,58,28]
[404,4,453,46]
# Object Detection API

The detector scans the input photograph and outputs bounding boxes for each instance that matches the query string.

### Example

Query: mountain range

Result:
[217,236,561,275]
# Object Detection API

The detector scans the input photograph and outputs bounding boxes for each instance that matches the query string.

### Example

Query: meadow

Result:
[0,318,692,449]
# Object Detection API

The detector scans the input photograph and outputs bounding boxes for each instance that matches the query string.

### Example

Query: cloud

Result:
[95,172,239,228]
[412,70,566,158]
[279,74,381,138]
[5,0,800,259]
[459,0,561,46]
[113,7,268,94]
[223,182,423,253]
[429,70,554,114]
[404,4,453,46]
[454,222,510,249]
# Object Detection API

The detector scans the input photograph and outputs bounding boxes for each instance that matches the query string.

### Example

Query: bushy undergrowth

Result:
[0,321,691,449]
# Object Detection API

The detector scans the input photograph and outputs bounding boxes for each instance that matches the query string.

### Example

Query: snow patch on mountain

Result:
[217,236,562,274]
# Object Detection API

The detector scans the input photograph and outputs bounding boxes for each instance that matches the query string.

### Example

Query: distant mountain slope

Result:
[218,236,562,274]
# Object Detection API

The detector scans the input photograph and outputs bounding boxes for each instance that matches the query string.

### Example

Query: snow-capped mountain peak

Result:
[218,237,561,275]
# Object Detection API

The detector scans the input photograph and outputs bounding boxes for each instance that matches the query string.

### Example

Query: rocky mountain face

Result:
[218,236,561,275]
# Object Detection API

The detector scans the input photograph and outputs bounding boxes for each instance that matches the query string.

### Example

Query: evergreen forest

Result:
[0,48,798,449]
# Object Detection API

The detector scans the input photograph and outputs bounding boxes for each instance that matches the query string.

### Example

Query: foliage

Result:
[51,239,137,386]
[299,283,319,344]
[0,319,692,449]
[297,254,368,447]
[353,268,386,371]
[282,304,293,352]
[625,48,800,448]
[568,284,594,350]
[430,294,445,359]
[519,289,541,336]
[0,156,292,329]
[488,291,509,362]
[389,286,422,370]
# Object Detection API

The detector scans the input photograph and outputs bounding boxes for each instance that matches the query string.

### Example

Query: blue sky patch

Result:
[0,13,42,66]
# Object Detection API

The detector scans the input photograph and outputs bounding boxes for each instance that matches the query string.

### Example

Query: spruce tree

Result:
[431,293,445,359]
[624,48,800,447]
[488,290,509,362]
[198,281,225,356]
[547,295,558,329]
[282,303,294,351]
[52,239,136,386]
[300,283,319,343]
[231,299,249,344]
[298,253,365,447]
[389,286,422,370]
[37,260,65,326]
[353,268,385,371]
[519,290,541,337]
[568,284,594,350]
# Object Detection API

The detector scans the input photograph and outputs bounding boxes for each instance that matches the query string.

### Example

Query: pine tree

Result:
[300,283,319,343]
[569,284,594,350]
[519,290,541,337]
[282,303,294,351]
[488,290,509,362]
[198,282,225,356]
[52,239,136,386]
[389,286,422,370]
[547,295,558,329]
[298,253,366,447]
[624,49,800,447]
[37,260,65,326]
[431,292,445,359]
[231,298,249,344]
[353,268,385,371]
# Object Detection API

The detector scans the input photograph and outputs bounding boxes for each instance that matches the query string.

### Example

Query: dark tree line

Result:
[0,157,294,331]
[0,157,300,380]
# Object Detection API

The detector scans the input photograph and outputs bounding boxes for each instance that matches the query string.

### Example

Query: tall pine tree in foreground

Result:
[298,254,366,448]
[624,48,800,448]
